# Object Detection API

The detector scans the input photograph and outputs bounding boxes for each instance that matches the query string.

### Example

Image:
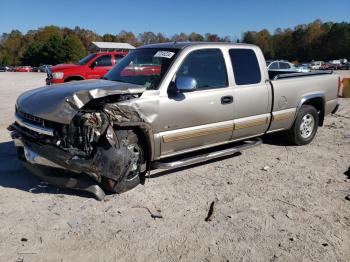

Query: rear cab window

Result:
[229,49,261,85]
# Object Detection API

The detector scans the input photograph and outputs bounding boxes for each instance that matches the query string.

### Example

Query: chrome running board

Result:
[152,138,262,170]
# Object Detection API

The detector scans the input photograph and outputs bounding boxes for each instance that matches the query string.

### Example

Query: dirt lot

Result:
[0,72,349,262]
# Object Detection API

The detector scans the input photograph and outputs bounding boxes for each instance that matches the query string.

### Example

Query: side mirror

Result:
[89,61,96,69]
[175,76,197,92]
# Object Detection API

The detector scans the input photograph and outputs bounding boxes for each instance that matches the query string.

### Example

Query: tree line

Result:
[242,20,350,62]
[0,20,349,66]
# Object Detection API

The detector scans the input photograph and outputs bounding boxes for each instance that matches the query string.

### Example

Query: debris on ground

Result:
[18,251,38,255]
[205,201,215,222]
[104,206,113,212]
[275,198,306,211]
[345,167,350,178]
[132,206,163,219]
[67,219,81,228]
[335,189,350,194]
[262,166,270,171]
[325,123,337,129]
[334,113,350,120]
[20,238,28,242]
[286,210,295,220]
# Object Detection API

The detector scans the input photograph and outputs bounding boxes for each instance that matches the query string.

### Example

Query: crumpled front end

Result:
[9,93,151,200]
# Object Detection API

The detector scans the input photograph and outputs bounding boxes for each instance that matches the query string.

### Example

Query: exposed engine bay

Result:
[53,94,142,158]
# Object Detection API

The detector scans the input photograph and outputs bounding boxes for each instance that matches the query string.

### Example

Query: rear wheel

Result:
[100,129,146,194]
[288,105,319,145]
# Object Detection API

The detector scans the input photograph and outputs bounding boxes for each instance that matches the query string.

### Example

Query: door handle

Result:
[221,95,233,104]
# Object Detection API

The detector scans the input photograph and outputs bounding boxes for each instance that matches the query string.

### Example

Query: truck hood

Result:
[51,64,81,71]
[16,79,146,124]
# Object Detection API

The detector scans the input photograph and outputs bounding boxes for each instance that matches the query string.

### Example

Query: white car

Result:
[267,60,296,72]
[296,64,311,73]
[310,61,324,70]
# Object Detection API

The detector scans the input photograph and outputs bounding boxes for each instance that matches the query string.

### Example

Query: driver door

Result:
[87,55,112,79]
[157,48,235,157]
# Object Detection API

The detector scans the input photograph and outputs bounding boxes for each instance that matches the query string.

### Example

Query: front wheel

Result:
[288,105,319,145]
[100,129,146,194]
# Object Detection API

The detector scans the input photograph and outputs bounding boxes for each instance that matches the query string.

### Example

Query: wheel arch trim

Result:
[64,75,85,82]
[296,92,325,126]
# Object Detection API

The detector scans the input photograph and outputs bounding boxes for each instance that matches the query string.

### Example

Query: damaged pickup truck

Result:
[9,42,340,200]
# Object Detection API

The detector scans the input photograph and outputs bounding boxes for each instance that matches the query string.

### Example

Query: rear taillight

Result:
[337,76,341,97]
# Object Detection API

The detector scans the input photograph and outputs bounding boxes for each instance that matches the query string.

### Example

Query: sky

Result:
[0,0,349,38]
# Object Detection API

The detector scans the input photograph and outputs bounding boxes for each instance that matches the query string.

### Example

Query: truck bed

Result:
[268,70,333,80]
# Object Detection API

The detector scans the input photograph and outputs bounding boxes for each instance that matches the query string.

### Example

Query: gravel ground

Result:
[0,72,349,262]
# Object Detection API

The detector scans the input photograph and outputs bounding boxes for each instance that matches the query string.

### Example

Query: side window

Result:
[279,62,289,69]
[114,55,125,64]
[94,55,112,67]
[269,62,279,70]
[177,49,228,89]
[229,49,261,85]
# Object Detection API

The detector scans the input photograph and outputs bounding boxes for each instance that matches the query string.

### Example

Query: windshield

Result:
[104,48,179,90]
[76,53,96,65]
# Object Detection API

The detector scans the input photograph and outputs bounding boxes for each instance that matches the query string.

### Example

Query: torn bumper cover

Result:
[10,79,154,199]
[9,103,150,200]
[10,128,107,200]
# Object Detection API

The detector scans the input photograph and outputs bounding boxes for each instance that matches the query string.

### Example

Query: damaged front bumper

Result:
[9,127,107,200]
[10,89,154,199]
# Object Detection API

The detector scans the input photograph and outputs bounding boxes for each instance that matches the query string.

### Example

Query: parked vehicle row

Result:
[32,65,52,73]
[15,66,33,72]
[266,60,311,78]
[309,59,350,70]
[266,59,350,73]
[320,62,350,70]
[0,65,52,72]
[0,65,15,72]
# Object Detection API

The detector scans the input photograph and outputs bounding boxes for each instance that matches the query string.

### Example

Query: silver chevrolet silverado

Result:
[9,42,340,199]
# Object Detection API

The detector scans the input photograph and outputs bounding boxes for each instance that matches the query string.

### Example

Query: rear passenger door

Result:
[228,48,271,140]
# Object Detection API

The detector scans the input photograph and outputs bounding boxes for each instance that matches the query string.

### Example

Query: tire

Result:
[100,129,146,194]
[64,77,84,82]
[288,105,319,145]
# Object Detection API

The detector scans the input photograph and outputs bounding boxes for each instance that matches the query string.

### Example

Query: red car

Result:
[46,51,127,84]
[320,63,342,70]
[15,66,32,72]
